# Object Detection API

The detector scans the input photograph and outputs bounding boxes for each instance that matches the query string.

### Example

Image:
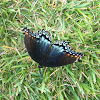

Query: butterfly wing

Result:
[23,28,52,65]
[42,43,83,67]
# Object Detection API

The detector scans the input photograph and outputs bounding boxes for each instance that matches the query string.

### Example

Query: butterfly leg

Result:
[38,65,43,68]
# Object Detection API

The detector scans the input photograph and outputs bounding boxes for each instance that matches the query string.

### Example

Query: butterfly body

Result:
[23,27,83,67]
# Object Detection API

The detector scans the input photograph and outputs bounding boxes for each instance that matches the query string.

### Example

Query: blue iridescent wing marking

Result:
[22,27,84,67]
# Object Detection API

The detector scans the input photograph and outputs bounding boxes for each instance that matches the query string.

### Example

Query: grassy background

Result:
[0,0,100,100]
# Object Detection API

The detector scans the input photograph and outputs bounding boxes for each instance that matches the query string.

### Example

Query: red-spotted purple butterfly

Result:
[22,27,83,67]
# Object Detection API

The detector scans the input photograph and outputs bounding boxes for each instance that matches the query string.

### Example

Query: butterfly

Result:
[22,27,83,68]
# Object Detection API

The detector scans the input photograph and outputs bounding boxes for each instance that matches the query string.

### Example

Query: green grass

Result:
[0,0,100,100]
